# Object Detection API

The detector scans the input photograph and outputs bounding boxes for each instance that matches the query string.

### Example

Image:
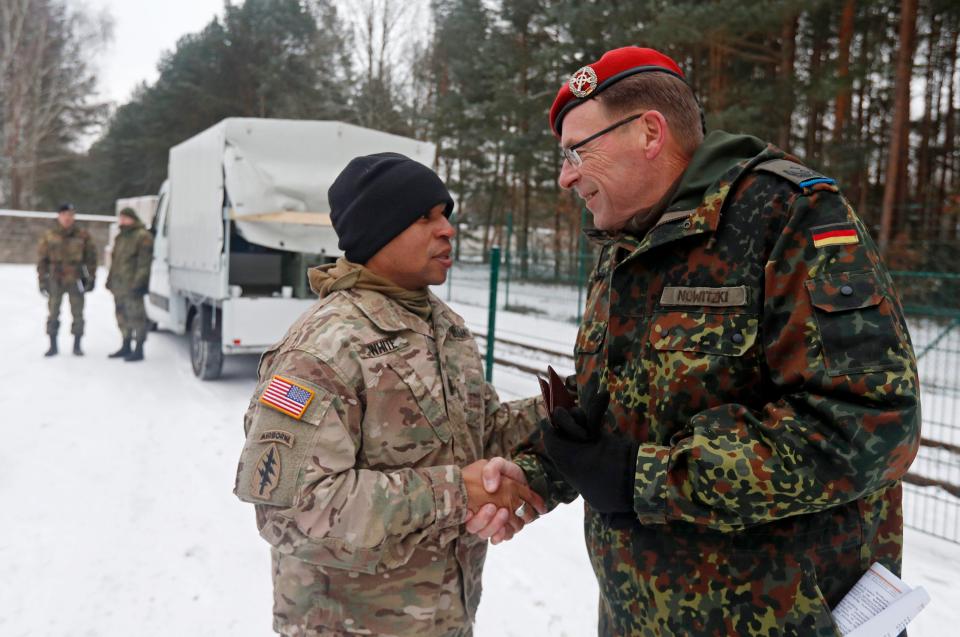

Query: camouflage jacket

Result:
[235,282,544,636]
[37,223,97,286]
[516,131,921,636]
[106,222,153,293]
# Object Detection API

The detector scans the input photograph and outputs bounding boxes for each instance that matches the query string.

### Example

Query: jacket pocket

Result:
[649,311,758,356]
[805,270,904,376]
[386,356,452,444]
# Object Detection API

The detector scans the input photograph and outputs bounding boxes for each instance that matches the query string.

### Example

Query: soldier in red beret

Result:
[472,46,920,636]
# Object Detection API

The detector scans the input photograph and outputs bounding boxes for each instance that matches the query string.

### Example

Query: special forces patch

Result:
[252,443,281,501]
[260,375,315,420]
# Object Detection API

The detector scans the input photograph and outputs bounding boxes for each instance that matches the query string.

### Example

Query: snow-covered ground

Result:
[0,263,956,636]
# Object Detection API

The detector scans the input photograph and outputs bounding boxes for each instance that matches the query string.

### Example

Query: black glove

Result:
[541,391,639,514]
[83,278,95,292]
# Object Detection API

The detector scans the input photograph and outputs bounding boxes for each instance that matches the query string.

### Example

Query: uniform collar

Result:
[344,288,439,338]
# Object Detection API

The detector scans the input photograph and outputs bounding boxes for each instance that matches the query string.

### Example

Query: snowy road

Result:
[0,264,955,636]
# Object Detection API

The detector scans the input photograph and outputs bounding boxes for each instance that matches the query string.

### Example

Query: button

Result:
[731,333,745,344]
[681,220,692,229]
[840,285,854,296]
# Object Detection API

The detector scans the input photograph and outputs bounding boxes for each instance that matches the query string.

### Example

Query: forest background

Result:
[2,0,958,274]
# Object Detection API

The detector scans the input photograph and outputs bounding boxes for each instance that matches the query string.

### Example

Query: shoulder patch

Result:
[257,429,295,447]
[251,443,281,501]
[755,159,836,190]
[259,375,315,419]
[811,222,860,248]
[360,336,408,358]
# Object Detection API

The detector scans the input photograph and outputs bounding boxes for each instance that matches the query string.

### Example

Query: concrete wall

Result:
[0,211,113,265]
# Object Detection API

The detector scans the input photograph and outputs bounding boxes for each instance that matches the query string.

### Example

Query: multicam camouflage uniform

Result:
[106,220,154,341]
[235,268,544,637]
[37,222,98,337]
[515,131,921,636]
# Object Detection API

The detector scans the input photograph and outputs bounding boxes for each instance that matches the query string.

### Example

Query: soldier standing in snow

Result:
[234,153,546,636]
[474,46,921,636]
[105,207,154,362]
[37,203,98,357]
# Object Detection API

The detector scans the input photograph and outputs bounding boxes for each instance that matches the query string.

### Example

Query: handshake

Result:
[462,457,545,544]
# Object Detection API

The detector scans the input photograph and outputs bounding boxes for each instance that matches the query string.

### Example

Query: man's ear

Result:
[638,110,669,160]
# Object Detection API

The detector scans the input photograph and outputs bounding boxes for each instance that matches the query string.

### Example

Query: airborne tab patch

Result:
[360,337,407,358]
[257,429,295,447]
[252,443,281,501]
[811,223,859,248]
[259,375,315,420]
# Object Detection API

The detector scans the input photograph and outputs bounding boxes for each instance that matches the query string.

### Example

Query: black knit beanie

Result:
[328,152,455,264]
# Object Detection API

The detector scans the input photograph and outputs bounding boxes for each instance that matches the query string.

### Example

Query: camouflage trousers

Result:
[46,280,85,336]
[113,291,148,340]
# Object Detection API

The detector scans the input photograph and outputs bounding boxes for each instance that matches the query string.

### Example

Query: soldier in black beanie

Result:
[234,150,546,637]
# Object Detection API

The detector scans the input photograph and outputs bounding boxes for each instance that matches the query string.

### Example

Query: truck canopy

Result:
[167,118,436,271]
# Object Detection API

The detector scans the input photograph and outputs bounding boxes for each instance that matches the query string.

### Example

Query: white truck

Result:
[145,118,436,379]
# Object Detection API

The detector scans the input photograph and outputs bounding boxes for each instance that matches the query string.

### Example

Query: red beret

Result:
[548,46,686,137]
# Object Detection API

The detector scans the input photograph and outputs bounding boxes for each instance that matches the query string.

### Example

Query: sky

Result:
[88,0,226,106]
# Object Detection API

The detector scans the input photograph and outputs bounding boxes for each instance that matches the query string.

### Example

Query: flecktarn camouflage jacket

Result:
[516,131,921,637]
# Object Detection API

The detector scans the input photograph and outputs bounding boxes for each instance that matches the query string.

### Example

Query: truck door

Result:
[147,181,176,330]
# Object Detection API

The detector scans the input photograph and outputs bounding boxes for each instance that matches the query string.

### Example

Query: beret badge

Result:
[568,66,598,98]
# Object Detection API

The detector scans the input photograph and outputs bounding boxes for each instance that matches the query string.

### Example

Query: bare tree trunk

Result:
[833,0,856,145]
[778,11,798,149]
[938,26,958,241]
[880,0,918,251]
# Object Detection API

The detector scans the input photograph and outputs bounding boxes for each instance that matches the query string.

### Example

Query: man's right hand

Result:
[463,457,545,543]
[462,458,544,544]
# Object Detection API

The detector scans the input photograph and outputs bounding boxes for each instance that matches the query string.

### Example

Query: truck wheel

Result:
[190,308,223,380]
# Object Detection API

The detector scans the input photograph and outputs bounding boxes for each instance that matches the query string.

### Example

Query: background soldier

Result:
[105,207,154,361]
[475,46,921,636]
[37,203,98,357]
[234,153,545,636]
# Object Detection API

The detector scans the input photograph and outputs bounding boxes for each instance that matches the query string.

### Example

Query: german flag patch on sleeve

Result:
[811,223,860,248]
[259,375,315,420]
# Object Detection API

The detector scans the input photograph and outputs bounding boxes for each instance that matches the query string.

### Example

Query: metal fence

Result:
[444,243,960,544]
[894,272,960,543]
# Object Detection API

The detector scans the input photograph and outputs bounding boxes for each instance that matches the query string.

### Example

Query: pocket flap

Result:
[576,320,607,354]
[650,312,758,357]
[386,357,452,443]
[805,270,884,313]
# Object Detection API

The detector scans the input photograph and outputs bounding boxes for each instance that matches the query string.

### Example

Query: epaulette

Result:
[754,158,838,194]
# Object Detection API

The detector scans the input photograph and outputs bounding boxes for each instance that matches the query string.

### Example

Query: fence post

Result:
[504,213,513,309]
[486,246,501,382]
[576,207,588,323]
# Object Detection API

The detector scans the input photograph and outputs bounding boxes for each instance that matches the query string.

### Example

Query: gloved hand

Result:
[83,277,95,292]
[541,391,639,514]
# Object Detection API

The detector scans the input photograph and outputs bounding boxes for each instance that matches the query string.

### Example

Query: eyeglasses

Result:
[561,113,645,167]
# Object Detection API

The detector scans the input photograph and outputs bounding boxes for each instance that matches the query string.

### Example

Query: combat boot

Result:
[72,335,84,356]
[44,335,58,357]
[109,338,132,358]
[124,339,144,362]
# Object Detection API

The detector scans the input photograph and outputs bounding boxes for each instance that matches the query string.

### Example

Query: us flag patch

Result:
[812,225,859,248]
[260,375,315,420]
